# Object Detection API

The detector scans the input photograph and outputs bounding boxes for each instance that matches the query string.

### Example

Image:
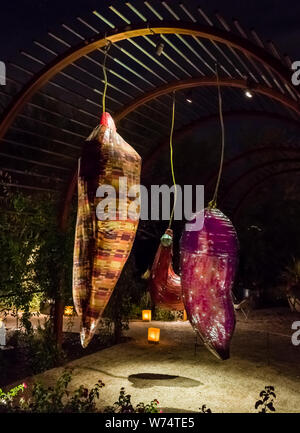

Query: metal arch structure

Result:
[0,21,298,141]
[142,112,300,176]
[205,144,300,189]
[60,109,300,230]
[221,157,300,205]
[233,168,300,220]
[1,1,300,346]
[114,78,300,121]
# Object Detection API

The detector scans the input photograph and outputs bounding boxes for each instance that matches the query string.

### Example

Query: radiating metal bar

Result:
[143,2,206,75]
[250,29,288,95]
[1,182,58,192]
[0,151,71,171]
[66,19,174,123]
[1,167,64,182]
[2,137,76,160]
[179,3,232,78]
[232,19,272,88]
[197,7,244,78]
[215,13,259,83]
[18,112,86,139]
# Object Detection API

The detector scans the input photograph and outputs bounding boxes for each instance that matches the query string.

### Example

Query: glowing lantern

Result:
[142,310,152,321]
[148,327,160,344]
[64,306,74,316]
[180,207,238,360]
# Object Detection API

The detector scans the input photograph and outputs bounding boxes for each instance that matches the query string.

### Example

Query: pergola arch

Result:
[1,4,300,231]
[233,168,300,219]
[0,21,298,141]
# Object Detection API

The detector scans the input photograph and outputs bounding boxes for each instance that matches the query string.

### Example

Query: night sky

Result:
[1,0,300,62]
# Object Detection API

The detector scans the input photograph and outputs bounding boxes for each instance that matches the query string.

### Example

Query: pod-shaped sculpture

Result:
[149,229,184,311]
[180,208,238,360]
[73,113,141,347]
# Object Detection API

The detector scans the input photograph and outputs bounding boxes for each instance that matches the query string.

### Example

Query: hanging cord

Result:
[102,40,112,114]
[208,63,225,209]
[168,91,177,229]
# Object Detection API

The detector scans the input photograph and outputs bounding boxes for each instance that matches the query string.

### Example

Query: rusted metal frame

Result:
[233,168,300,220]
[114,77,300,122]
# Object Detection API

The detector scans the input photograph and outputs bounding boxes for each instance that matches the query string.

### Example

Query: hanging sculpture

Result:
[180,207,238,360]
[149,228,184,311]
[73,112,141,347]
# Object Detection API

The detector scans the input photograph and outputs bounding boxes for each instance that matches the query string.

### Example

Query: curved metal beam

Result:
[115,78,300,121]
[142,111,300,177]
[0,21,297,142]
[61,111,300,230]
[233,168,300,220]
[221,158,300,204]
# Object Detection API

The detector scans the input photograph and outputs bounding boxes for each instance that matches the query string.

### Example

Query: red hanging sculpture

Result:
[73,113,141,347]
[149,229,184,311]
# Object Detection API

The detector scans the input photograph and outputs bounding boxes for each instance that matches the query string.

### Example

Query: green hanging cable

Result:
[102,41,112,114]
[208,63,225,209]
[168,91,177,229]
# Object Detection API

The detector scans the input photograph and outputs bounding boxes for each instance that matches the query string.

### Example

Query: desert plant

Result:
[20,369,104,413]
[104,387,160,413]
[255,386,276,413]
[282,258,300,298]
[0,383,26,412]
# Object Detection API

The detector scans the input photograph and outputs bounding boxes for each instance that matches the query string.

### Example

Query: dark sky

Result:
[0,0,300,62]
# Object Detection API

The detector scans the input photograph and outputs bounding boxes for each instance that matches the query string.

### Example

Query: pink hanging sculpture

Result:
[149,229,183,311]
[180,207,238,360]
[73,112,141,347]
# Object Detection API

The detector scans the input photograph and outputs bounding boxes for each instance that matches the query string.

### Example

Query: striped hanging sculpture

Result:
[73,112,141,347]
[149,229,184,311]
[180,208,238,360]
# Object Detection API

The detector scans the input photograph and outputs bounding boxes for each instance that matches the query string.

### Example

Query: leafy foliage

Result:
[104,387,160,413]
[255,386,276,413]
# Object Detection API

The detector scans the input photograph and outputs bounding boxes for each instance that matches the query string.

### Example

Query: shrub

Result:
[104,387,160,413]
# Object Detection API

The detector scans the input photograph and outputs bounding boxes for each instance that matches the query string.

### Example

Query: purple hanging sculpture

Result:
[180,207,239,360]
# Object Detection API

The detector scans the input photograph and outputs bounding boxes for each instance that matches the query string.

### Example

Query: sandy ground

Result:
[15,307,300,413]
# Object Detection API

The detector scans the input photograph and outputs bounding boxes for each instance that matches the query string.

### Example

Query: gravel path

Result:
[24,308,300,413]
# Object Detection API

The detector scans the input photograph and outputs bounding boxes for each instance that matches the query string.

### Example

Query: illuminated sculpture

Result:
[149,229,184,311]
[180,207,238,360]
[73,112,141,347]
